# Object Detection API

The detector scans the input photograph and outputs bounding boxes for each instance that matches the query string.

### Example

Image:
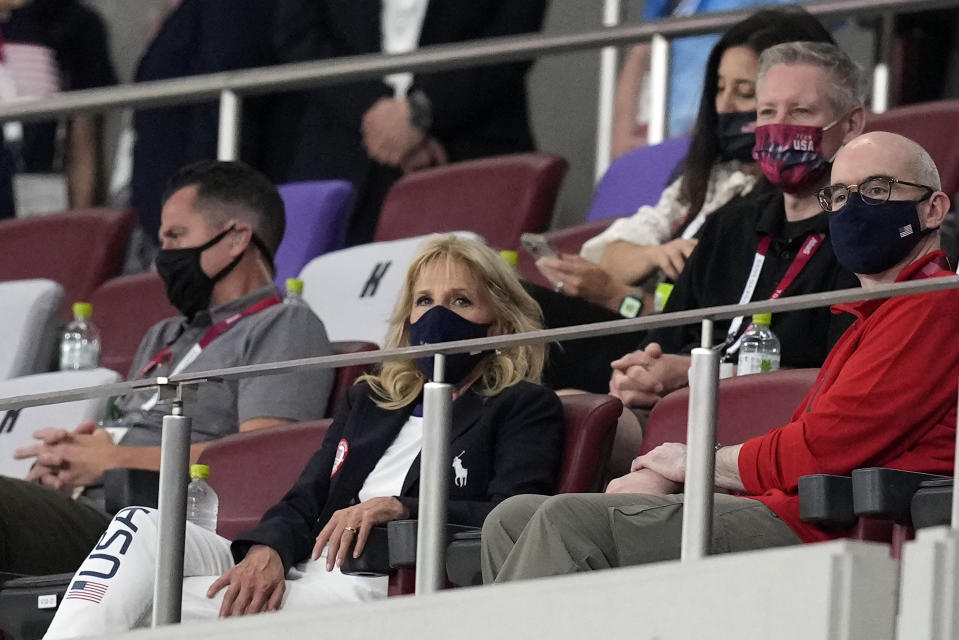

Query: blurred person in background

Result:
[0,0,116,218]
[267,1,548,247]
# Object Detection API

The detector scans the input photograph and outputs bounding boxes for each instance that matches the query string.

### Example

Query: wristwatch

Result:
[408,90,433,131]
[618,290,643,318]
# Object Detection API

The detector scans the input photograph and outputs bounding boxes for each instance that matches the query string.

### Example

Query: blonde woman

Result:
[46,234,564,636]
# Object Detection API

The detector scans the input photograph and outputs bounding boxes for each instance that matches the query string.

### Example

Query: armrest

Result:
[446,529,483,587]
[798,474,856,528]
[102,468,160,514]
[386,519,478,568]
[339,526,393,577]
[911,478,954,529]
[851,468,950,525]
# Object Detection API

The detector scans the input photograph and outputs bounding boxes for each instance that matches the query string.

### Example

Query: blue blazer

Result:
[232,380,563,571]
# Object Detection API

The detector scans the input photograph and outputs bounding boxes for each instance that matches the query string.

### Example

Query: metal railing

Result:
[0,0,956,171]
[4,276,959,624]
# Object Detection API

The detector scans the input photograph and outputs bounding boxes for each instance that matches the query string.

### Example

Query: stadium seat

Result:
[640,368,820,455]
[864,99,959,198]
[198,420,331,540]
[0,368,122,479]
[0,208,134,321]
[274,180,354,288]
[374,153,568,250]
[585,135,691,222]
[298,232,481,345]
[515,218,616,289]
[0,279,62,381]
[88,273,177,377]
[327,341,378,418]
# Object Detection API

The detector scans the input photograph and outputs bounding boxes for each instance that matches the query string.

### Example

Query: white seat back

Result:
[0,278,63,380]
[0,368,121,479]
[298,233,481,345]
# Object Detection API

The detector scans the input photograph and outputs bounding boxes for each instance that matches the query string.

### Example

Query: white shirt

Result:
[580,160,760,263]
[357,413,423,502]
[380,0,429,98]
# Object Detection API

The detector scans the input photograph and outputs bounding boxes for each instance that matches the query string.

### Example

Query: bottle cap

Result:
[72,302,93,320]
[499,250,518,267]
[286,278,304,295]
[752,313,772,326]
[190,464,210,480]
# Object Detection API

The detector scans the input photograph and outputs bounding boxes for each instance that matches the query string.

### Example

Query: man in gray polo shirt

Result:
[0,160,334,575]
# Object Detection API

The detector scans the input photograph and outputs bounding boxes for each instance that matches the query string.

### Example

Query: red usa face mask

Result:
[752,119,840,194]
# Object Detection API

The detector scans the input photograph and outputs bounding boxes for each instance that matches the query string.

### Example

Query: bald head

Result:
[832,131,941,191]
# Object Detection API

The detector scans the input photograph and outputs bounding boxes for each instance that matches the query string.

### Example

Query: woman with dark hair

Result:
[536,8,834,315]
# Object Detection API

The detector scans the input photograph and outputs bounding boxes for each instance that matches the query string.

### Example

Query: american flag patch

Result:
[899,225,914,238]
[64,580,108,604]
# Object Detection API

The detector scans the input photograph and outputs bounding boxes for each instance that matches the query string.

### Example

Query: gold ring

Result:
[344,526,358,533]
[554,280,565,293]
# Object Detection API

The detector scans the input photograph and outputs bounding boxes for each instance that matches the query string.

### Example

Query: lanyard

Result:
[723,233,825,356]
[138,295,283,379]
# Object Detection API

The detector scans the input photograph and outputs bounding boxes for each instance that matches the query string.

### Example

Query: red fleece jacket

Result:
[739,251,959,542]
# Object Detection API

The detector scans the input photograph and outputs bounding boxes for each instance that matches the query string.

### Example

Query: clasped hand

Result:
[609,343,691,409]
[361,97,427,167]
[14,420,114,490]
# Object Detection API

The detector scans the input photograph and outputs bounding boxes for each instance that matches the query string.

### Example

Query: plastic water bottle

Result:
[59,302,101,370]
[186,464,219,533]
[737,313,781,375]
[284,277,309,307]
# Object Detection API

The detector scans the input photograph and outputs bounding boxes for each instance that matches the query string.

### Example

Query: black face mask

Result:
[716,110,757,162]
[155,226,244,319]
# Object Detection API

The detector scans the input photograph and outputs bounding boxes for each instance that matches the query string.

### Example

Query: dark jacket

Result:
[232,380,564,571]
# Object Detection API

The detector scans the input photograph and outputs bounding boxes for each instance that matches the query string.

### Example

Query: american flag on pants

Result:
[64,580,108,604]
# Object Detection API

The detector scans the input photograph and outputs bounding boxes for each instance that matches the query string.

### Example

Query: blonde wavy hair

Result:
[360,234,545,409]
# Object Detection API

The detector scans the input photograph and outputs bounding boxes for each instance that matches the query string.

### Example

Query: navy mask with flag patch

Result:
[828,192,934,275]
[409,305,491,385]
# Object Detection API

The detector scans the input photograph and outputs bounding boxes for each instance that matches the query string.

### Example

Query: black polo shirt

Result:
[644,188,860,368]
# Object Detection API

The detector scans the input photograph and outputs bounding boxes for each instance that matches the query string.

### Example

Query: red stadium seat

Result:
[641,368,820,455]
[864,99,959,197]
[89,273,177,377]
[198,420,331,541]
[374,153,568,250]
[327,341,378,418]
[0,209,134,321]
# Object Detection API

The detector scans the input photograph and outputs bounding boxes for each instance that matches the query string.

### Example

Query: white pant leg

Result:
[180,549,389,623]
[43,507,233,639]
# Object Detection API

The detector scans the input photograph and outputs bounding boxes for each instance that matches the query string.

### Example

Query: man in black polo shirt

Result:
[609,42,864,410]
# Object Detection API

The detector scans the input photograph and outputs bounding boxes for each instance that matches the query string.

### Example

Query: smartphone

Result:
[520,233,559,260]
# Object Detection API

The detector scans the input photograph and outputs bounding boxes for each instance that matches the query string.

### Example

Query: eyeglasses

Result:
[817,175,935,213]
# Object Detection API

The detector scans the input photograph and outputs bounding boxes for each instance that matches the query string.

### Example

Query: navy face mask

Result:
[409,305,492,385]
[716,110,757,162]
[828,192,935,275]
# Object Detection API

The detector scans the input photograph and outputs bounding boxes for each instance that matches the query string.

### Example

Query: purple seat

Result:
[274,180,354,287]
[585,136,691,222]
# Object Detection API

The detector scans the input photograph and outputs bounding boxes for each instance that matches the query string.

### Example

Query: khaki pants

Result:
[482,493,801,583]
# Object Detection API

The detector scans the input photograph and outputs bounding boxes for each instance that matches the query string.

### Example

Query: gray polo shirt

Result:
[114,285,333,447]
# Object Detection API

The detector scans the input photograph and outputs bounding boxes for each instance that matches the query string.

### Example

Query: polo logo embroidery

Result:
[452,451,468,487]
[331,438,349,477]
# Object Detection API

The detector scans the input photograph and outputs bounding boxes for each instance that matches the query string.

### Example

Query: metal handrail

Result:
[2,275,957,412]
[0,0,954,124]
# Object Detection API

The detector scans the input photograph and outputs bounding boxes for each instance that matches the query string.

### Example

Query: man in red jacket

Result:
[481,128,958,581]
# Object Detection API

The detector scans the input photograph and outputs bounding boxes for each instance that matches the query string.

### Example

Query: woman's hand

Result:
[535,254,631,311]
[599,238,698,284]
[312,497,408,571]
[207,545,286,618]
